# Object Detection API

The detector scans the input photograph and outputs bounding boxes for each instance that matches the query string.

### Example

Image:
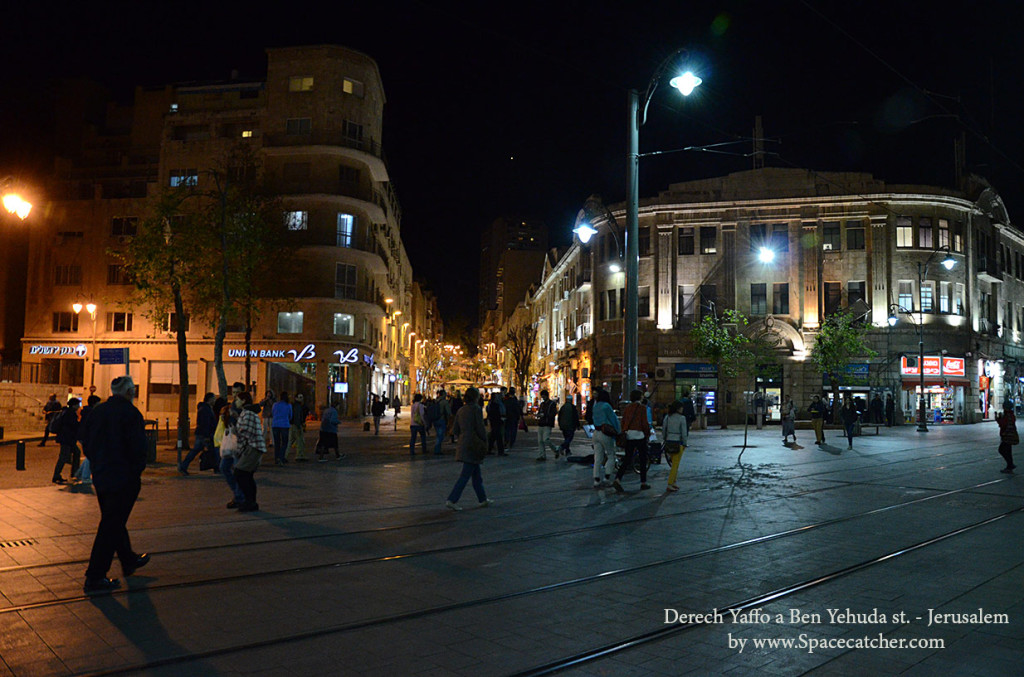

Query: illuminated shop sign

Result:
[225,344,371,364]
[900,356,965,377]
[29,344,88,357]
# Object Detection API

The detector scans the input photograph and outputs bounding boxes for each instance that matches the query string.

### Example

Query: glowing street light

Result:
[757,247,776,264]
[2,193,32,220]
[669,71,703,96]
[572,221,599,244]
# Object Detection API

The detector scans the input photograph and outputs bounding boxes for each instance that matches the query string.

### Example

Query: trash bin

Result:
[144,420,158,463]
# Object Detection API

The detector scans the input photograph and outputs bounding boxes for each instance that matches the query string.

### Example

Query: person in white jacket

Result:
[662,400,689,492]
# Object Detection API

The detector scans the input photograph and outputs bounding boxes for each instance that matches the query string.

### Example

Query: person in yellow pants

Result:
[662,400,689,492]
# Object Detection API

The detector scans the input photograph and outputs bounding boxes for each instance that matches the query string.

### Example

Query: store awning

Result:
[901,377,969,389]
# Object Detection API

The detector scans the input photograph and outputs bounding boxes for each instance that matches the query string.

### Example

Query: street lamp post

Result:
[73,302,98,389]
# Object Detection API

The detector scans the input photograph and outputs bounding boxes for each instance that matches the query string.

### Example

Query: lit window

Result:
[699,227,717,254]
[241,130,253,138]
[918,218,933,249]
[337,213,355,247]
[920,283,934,313]
[342,78,365,98]
[169,169,198,187]
[169,103,179,113]
[939,281,950,313]
[938,219,950,249]
[284,211,308,231]
[898,281,914,311]
[896,216,913,248]
[333,313,354,336]
[277,312,304,334]
[289,76,314,92]
[822,222,840,251]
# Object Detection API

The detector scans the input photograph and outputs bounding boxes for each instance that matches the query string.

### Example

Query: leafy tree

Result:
[690,309,760,428]
[506,322,538,395]
[810,310,878,422]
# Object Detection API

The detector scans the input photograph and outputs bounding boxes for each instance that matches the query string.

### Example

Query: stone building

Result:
[16,45,418,420]
[510,167,1020,425]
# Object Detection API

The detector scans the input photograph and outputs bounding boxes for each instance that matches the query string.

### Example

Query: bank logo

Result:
[287,344,316,362]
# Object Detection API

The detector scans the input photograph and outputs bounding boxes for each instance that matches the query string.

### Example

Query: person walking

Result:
[232,391,267,512]
[884,394,896,427]
[591,389,619,488]
[808,395,827,445]
[79,376,149,594]
[39,394,62,447]
[432,389,452,456]
[50,397,81,485]
[445,387,492,510]
[613,390,653,492]
[75,395,102,485]
[535,389,560,461]
[870,393,884,424]
[780,394,797,445]
[392,395,402,429]
[287,393,309,462]
[214,405,246,509]
[259,389,275,447]
[557,397,580,456]
[449,391,463,443]
[503,388,522,449]
[839,396,858,449]
[271,392,292,466]
[995,400,1018,473]
[662,400,689,492]
[317,399,342,461]
[178,392,217,475]
[680,387,697,433]
[485,391,506,455]
[371,394,385,435]
[410,393,428,455]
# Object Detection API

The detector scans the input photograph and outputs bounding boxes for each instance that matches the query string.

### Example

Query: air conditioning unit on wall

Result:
[655,367,670,380]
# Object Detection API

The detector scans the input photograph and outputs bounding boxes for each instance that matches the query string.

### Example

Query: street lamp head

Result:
[573,221,598,244]
[73,303,83,314]
[757,246,776,264]
[609,262,622,273]
[941,256,956,271]
[3,193,32,220]
[887,315,898,327]
[669,71,702,96]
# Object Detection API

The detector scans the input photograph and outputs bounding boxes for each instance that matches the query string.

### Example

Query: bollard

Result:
[16,440,26,471]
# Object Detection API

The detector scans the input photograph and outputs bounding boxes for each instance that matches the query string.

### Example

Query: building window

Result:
[771,224,789,252]
[699,284,717,319]
[277,311,304,334]
[954,283,965,315]
[822,222,840,251]
[750,283,767,315]
[54,264,82,286]
[749,223,767,252]
[337,213,355,247]
[52,312,79,333]
[898,281,914,312]
[773,283,789,315]
[639,227,651,257]
[919,282,933,313]
[342,120,363,143]
[342,78,364,97]
[953,221,964,253]
[639,286,650,317]
[286,118,312,135]
[678,227,694,255]
[339,165,360,190]
[700,227,717,254]
[896,216,913,248]
[848,281,866,308]
[241,129,254,138]
[677,284,696,322]
[284,211,308,231]
[106,312,133,332]
[939,281,950,313]
[824,282,842,316]
[918,218,933,249]
[333,313,354,336]
[111,217,138,237]
[161,313,191,332]
[335,263,357,299]
[288,76,314,92]
[169,169,198,187]
[938,219,950,249]
[846,221,865,250]
[107,264,132,285]
[604,289,618,320]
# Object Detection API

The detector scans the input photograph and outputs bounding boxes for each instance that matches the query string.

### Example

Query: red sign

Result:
[900,355,965,377]
[979,375,990,390]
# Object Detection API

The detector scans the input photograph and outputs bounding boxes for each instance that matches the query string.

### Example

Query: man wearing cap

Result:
[78,376,150,594]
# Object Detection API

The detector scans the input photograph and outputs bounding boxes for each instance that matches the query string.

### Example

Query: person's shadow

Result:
[88,587,222,674]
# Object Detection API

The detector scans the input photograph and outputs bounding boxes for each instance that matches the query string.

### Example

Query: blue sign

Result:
[675,363,717,376]
[99,348,128,365]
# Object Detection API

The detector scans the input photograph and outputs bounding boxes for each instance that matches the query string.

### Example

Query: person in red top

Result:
[613,390,652,492]
[995,400,1017,474]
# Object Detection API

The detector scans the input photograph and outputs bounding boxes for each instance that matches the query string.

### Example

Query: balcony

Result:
[977,256,1001,283]
[264,131,382,158]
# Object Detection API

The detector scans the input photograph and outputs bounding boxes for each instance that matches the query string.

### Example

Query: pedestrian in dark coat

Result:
[884,394,896,427]
[51,398,81,484]
[445,387,492,510]
[839,396,859,449]
[557,398,580,455]
[503,388,522,449]
[995,401,1018,473]
[486,391,506,456]
[179,393,217,474]
[39,394,62,447]
[78,376,149,593]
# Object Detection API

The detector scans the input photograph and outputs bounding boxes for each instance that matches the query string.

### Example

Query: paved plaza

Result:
[0,417,1021,676]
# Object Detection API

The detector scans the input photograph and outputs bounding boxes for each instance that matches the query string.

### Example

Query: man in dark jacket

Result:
[503,388,523,449]
[485,391,506,456]
[79,376,149,593]
[51,398,81,484]
[370,394,386,434]
[39,394,62,447]
[178,392,217,475]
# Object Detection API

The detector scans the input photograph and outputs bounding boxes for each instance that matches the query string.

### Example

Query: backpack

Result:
[424,400,441,426]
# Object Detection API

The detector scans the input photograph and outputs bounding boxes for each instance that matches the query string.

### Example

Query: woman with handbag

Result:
[445,387,493,510]
[662,400,689,492]
[613,390,652,492]
[995,400,1018,474]
[591,389,619,488]
[233,392,268,512]
[214,405,246,509]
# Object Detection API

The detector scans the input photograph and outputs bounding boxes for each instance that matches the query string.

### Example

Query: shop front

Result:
[900,356,968,424]
[822,363,873,415]
[675,362,718,425]
[754,363,783,422]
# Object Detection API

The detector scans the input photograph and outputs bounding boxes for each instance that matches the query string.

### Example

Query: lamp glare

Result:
[758,247,776,264]
[573,222,598,244]
[669,71,702,96]
[887,316,898,327]
[941,257,956,270]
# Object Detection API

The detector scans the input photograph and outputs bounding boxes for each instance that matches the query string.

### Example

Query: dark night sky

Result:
[2,1,1022,328]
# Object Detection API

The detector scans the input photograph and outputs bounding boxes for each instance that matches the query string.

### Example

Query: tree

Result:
[690,309,759,428]
[810,310,878,422]
[116,188,212,450]
[506,322,538,395]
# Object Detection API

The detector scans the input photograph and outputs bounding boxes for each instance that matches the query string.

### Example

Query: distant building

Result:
[505,168,1020,425]
[16,45,417,418]
[478,216,547,343]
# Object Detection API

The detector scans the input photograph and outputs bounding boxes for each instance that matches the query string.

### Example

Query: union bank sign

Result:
[226,344,371,365]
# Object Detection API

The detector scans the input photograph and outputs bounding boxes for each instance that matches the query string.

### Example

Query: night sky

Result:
[2,1,1022,328]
